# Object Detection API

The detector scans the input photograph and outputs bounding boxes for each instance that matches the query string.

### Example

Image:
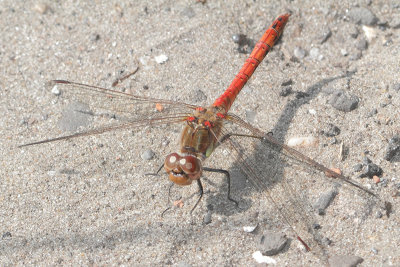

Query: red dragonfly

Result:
[20,14,377,261]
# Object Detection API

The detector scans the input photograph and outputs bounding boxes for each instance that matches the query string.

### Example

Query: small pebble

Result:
[373,175,380,184]
[2,232,12,239]
[232,33,246,45]
[33,3,48,14]
[287,136,317,147]
[312,223,321,229]
[356,38,368,51]
[319,27,332,44]
[328,89,359,112]
[359,158,383,178]
[384,135,400,161]
[347,7,378,25]
[353,163,363,172]
[258,231,287,256]
[375,210,383,218]
[243,225,257,233]
[340,49,348,56]
[141,149,155,160]
[362,26,377,42]
[252,251,277,264]
[313,189,338,215]
[323,123,341,137]
[293,46,306,59]
[155,54,168,64]
[203,210,212,224]
[328,255,363,267]
[155,103,164,112]
[51,85,61,96]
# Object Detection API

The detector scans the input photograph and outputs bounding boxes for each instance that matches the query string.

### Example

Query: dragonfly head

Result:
[164,152,202,185]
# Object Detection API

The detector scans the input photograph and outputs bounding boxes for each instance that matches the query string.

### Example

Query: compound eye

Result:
[164,153,180,171]
[179,155,200,174]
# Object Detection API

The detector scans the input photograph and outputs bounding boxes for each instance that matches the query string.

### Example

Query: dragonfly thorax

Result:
[164,152,203,185]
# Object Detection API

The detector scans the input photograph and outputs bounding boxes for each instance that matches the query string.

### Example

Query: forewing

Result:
[20,80,196,146]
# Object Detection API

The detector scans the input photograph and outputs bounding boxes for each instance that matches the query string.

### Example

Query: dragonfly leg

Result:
[145,163,164,176]
[161,182,176,217]
[190,179,204,214]
[203,167,239,207]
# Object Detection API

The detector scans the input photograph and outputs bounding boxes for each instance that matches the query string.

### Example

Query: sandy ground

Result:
[1,0,400,266]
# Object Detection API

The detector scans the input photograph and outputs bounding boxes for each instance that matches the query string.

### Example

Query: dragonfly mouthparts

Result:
[164,152,203,186]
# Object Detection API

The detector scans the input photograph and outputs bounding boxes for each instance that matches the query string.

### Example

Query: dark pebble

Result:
[203,210,212,224]
[323,123,341,137]
[347,7,378,25]
[313,189,338,215]
[353,163,363,172]
[319,27,332,44]
[328,90,359,112]
[312,223,321,230]
[356,38,368,51]
[258,230,288,256]
[360,162,383,178]
[385,135,400,161]
[2,232,12,239]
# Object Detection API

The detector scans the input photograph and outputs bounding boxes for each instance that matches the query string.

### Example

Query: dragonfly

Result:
[20,13,379,262]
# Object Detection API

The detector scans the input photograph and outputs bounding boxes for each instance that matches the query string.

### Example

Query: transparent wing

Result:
[20,80,198,146]
[211,114,380,261]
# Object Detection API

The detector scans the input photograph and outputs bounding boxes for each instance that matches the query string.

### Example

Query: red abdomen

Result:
[213,13,290,112]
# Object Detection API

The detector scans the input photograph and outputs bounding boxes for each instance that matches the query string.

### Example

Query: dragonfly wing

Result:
[20,80,194,146]
[48,80,197,121]
[214,114,379,261]
[215,125,327,260]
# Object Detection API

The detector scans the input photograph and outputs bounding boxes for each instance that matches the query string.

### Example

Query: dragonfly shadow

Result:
[208,71,356,216]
